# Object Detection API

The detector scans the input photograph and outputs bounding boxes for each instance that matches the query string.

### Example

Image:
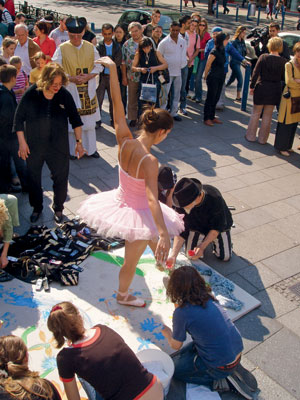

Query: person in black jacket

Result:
[168,177,233,265]
[14,62,85,224]
[96,23,122,128]
[0,65,28,194]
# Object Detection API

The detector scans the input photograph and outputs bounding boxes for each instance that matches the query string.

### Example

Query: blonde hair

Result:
[0,199,8,229]
[233,25,246,40]
[267,36,283,53]
[36,62,68,91]
[199,18,208,39]
[47,302,85,348]
[33,51,46,62]
[0,336,54,400]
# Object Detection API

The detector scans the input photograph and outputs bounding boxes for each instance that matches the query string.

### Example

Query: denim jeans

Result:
[194,58,207,101]
[180,65,189,110]
[79,377,104,400]
[162,75,182,116]
[171,342,234,389]
[226,63,243,91]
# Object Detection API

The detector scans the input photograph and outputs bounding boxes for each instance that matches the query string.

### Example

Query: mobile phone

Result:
[50,231,58,241]
[7,256,18,262]
[49,259,62,265]
[70,249,79,257]
[48,250,61,257]
[83,68,88,74]
[76,240,89,249]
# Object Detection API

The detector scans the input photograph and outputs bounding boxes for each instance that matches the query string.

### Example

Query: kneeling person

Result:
[171,177,233,262]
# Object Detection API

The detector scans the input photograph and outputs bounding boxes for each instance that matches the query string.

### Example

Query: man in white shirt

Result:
[14,24,40,76]
[49,16,69,47]
[53,17,103,159]
[158,22,187,121]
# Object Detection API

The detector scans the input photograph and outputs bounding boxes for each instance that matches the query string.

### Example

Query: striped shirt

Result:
[13,70,28,103]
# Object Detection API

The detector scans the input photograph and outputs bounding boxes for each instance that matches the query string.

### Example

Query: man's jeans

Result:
[171,342,234,388]
[162,75,182,116]
[194,58,207,101]
[180,65,189,110]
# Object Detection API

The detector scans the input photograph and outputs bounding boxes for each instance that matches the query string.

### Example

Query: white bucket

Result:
[136,349,175,397]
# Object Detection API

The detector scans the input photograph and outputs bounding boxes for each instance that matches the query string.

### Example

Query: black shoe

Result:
[96,120,102,128]
[90,151,100,159]
[9,185,22,193]
[129,120,136,127]
[54,211,63,224]
[21,186,29,193]
[30,211,42,223]
[69,155,77,160]
[227,374,255,400]
[173,115,182,122]
[110,119,115,128]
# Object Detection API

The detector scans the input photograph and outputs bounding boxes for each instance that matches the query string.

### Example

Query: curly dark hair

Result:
[166,266,215,308]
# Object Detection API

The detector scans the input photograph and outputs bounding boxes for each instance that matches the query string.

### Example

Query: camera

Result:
[247,26,269,47]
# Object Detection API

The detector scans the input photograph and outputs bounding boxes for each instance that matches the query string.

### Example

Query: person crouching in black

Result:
[168,177,233,266]
[14,62,85,224]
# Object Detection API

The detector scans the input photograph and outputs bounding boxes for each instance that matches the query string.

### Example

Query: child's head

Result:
[9,56,22,74]
[34,51,47,69]
[0,64,17,84]
[2,38,16,58]
[166,266,214,307]
[47,302,85,348]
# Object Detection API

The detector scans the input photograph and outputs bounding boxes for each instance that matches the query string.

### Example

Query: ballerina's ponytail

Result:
[140,106,173,134]
[47,302,85,348]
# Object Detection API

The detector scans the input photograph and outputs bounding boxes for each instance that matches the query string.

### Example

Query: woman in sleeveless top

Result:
[132,37,168,109]
[78,56,184,307]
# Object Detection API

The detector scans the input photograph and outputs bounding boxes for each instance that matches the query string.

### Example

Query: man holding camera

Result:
[254,22,290,61]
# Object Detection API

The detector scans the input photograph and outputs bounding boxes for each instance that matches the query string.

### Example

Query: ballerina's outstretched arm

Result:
[96,57,132,147]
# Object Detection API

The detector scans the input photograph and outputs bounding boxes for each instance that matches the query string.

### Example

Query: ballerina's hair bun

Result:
[140,106,173,134]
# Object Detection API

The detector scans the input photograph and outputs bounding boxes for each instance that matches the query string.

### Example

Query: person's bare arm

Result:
[0,242,10,269]
[203,54,215,79]
[97,57,132,146]
[63,379,81,400]
[143,157,170,263]
[162,325,183,350]
[150,50,168,73]
[16,131,30,160]
[191,229,219,259]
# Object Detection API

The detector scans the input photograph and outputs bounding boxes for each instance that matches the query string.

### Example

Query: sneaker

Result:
[227,374,255,400]
[232,364,258,392]
[95,120,102,128]
[90,151,100,159]
[180,108,188,116]
[42,277,50,292]
[173,115,182,122]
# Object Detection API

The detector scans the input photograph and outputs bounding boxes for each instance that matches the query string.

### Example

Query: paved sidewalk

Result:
[10,1,300,399]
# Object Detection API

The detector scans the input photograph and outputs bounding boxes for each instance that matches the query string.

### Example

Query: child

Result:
[47,301,164,400]
[162,266,257,399]
[29,51,47,84]
[1,37,16,63]
[9,55,29,103]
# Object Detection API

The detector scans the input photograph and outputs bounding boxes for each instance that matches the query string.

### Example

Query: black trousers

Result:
[274,120,298,151]
[185,66,194,93]
[96,74,113,120]
[5,137,29,190]
[204,75,224,121]
[26,147,69,213]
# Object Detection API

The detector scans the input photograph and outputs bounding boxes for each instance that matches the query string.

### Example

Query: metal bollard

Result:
[257,6,261,25]
[241,65,251,112]
[246,2,252,20]
[91,22,95,32]
[235,5,239,21]
[180,0,183,12]
[215,1,219,18]
[281,5,285,30]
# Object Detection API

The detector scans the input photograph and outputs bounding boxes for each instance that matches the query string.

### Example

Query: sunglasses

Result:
[199,24,206,26]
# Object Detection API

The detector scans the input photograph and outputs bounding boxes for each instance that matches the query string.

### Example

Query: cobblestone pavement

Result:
[12,0,300,398]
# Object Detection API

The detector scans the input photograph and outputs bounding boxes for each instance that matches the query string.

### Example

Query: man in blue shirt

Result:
[205,26,249,110]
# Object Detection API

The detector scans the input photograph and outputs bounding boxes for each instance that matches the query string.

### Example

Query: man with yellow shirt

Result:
[53,17,103,160]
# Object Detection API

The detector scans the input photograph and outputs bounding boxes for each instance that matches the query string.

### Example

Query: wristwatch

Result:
[76,139,82,143]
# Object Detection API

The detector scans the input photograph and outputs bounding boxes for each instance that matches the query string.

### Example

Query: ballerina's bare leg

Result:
[117,239,149,306]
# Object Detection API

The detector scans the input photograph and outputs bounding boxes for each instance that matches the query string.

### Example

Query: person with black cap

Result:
[157,165,177,207]
[169,177,233,264]
[52,17,103,160]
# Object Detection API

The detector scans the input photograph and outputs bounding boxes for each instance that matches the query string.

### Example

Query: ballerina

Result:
[78,57,184,307]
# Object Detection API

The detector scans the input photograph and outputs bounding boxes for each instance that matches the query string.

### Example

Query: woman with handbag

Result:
[132,37,168,112]
[245,37,286,144]
[274,42,300,156]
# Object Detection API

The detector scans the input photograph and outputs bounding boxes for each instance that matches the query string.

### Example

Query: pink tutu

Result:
[78,166,184,242]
